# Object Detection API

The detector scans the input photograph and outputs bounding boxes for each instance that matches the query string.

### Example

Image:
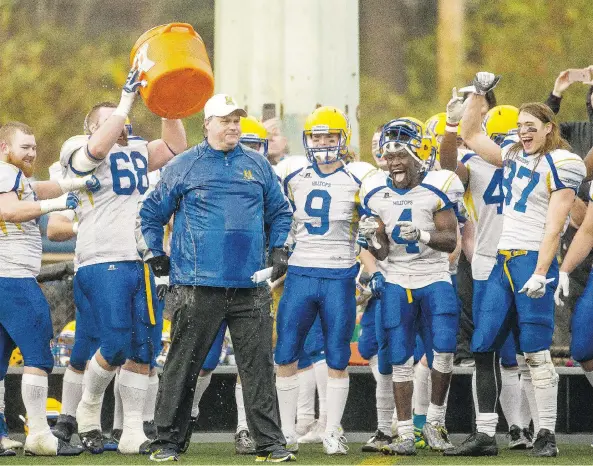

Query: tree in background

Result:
[360,0,593,163]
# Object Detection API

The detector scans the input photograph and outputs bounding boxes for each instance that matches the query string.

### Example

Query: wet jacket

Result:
[137,140,292,288]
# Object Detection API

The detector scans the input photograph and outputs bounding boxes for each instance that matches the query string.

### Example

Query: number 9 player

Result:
[273,106,377,455]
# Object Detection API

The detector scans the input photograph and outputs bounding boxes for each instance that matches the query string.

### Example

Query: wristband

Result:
[112,91,136,118]
[418,230,431,244]
[57,177,85,193]
[445,123,459,133]
[40,198,65,215]
[72,222,79,235]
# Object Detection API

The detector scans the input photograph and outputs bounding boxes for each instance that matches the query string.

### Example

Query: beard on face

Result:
[8,151,35,178]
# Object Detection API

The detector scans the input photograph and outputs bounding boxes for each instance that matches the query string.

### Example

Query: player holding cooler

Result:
[274,106,377,455]
[446,72,585,458]
[59,64,186,455]
[359,118,463,456]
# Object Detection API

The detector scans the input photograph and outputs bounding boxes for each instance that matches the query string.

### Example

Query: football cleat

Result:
[284,434,298,453]
[443,432,498,456]
[361,429,392,452]
[414,427,427,449]
[149,447,179,462]
[508,424,531,449]
[51,414,77,443]
[381,436,416,456]
[422,422,453,451]
[530,429,558,457]
[0,413,23,449]
[323,432,348,455]
[79,429,104,454]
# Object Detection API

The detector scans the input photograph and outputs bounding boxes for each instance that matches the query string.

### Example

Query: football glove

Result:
[40,192,80,214]
[554,271,569,306]
[369,271,385,298]
[147,255,170,277]
[359,215,382,249]
[155,275,169,301]
[519,274,554,299]
[394,221,431,244]
[460,72,501,96]
[270,247,289,282]
[446,87,466,124]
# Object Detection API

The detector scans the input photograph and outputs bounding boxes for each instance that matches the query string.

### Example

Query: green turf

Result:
[4,443,593,464]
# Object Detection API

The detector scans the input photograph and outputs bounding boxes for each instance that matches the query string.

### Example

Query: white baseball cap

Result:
[204,94,247,119]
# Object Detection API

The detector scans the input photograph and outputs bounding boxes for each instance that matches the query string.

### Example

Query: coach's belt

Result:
[498,249,528,292]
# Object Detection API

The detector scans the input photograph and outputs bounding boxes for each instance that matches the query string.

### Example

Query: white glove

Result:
[519,274,555,299]
[459,72,501,95]
[394,221,430,244]
[554,271,569,306]
[359,215,381,249]
[446,87,466,125]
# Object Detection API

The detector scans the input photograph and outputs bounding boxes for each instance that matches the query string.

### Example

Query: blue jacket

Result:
[138,140,292,288]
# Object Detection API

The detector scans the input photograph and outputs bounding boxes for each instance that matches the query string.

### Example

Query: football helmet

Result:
[425,112,447,140]
[483,105,519,145]
[303,106,351,164]
[240,116,268,157]
[380,118,436,172]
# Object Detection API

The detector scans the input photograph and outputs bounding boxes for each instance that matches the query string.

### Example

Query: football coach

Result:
[136,94,294,463]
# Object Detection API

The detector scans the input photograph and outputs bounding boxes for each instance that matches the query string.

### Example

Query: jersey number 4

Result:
[110,152,149,195]
[482,168,504,214]
[304,190,331,235]
[391,209,420,253]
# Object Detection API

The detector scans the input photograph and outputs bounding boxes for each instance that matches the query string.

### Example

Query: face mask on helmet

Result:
[303,106,351,165]
[240,134,269,157]
[379,119,435,173]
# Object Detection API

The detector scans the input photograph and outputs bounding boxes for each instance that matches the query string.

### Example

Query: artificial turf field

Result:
[4,442,593,465]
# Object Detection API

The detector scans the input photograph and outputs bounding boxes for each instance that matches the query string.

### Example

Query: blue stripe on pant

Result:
[471,251,557,354]
[275,273,356,371]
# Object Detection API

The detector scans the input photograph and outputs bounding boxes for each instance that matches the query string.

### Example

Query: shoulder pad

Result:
[345,161,377,181]
[59,135,88,168]
[275,155,308,181]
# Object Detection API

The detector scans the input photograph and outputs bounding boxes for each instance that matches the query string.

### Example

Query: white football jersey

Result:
[0,162,42,277]
[458,150,505,279]
[361,170,464,289]
[60,135,150,268]
[498,147,585,251]
[275,156,377,271]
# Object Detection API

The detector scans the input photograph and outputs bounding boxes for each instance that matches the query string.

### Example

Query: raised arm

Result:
[147,119,188,171]
[461,94,503,167]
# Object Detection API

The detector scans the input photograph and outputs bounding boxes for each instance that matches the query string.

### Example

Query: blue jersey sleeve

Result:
[136,161,184,261]
[262,159,292,250]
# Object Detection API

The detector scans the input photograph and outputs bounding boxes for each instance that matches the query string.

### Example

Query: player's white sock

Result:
[476,412,498,437]
[113,370,123,430]
[584,370,593,388]
[314,360,328,424]
[143,373,159,422]
[518,356,539,432]
[235,382,248,433]
[276,374,299,439]
[397,418,414,440]
[414,363,431,417]
[376,372,394,434]
[296,368,316,433]
[191,372,212,418]
[78,356,115,432]
[22,374,52,437]
[369,355,380,382]
[61,369,84,418]
[471,369,479,416]
[118,369,149,453]
[426,402,446,425]
[325,376,349,435]
[500,365,522,428]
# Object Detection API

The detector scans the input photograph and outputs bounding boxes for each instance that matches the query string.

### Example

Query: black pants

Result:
[153,285,285,454]
[455,251,475,362]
